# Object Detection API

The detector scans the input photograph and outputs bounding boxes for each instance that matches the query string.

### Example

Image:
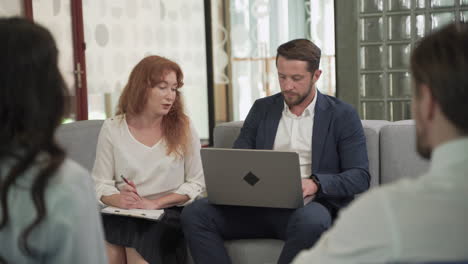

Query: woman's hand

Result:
[101,193,140,209]
[103,192,189,210]
[120,183,141,201]
[134,193,190,210]
[101,182,142,209]
[134,197,161,210]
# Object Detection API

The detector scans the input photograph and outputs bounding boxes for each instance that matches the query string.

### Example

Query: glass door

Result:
[82,0,210,140]
[31,0,87,121]
[0,1,23,16]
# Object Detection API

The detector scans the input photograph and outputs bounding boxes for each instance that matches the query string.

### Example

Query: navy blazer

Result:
[233,91,370,210]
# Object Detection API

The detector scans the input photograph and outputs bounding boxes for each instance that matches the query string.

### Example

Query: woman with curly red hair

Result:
[92,56,205,264]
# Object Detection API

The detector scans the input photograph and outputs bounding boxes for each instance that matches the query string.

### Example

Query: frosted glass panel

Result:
[83,0,209,139]
[361,101,385,120]
[0,1,23,16]
[360,0,383,13]
[360,17,383,41]
[232,60,279,121]
[389,72,412,98]
[310,1,336,97]
[416,15,426,38]
[388,101,411,121]
[388,0,411,10]
[388,15,411,40]
[33,0,76,120]
[33,0,75,94]
[361,46,383,70]
[430,0,455,8]
[431,12,455,30]
[360,74,384,98]
[388,44,411,69]
[356,0,464,122]
[462,11,468,22]
[231,0,336,120]
[416,0,426,8]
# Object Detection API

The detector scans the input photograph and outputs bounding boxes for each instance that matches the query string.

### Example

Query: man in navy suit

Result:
[181,39,370,264]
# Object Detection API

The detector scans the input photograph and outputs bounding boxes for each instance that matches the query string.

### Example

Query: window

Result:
[337,0,468,121]
[220,0,335,121]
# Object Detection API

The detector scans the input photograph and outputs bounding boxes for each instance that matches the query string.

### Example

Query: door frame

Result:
[23,0,88,120]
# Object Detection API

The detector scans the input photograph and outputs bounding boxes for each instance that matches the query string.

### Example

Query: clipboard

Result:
[101,206,165,221]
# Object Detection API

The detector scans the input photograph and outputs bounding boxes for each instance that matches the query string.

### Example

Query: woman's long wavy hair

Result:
[0,18,68,261]
[116,56,190,157]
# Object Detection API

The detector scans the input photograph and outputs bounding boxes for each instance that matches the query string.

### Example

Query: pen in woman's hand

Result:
[120,175,141,198]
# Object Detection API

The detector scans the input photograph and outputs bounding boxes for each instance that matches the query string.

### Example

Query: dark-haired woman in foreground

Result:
[0,18,107,263]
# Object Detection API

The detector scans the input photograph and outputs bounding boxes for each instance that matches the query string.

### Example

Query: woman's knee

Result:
[105,242,126,264]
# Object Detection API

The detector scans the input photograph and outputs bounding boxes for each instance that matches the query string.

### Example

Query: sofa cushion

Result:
[187,239,283,264]
[380,120,429,184]
[226,239,283,264]
[213,121,244,148]
[361,120,389,187]
[55,120,104,172]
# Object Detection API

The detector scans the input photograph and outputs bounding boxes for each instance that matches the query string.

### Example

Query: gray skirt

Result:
[102,207,186,264]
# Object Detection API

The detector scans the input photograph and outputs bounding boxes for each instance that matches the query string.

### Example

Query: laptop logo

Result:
[243,171,260,186]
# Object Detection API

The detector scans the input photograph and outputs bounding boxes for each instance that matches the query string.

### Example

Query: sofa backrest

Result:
[213,121,243,148]
[213,120,388,188]
[361,120,390,187]
[55,119,430,188]
[55,120,104,171]
[379,120,429,184]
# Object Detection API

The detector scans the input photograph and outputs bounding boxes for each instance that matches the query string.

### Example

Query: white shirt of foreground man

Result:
[293,22,468,264]
[293,139,468,263]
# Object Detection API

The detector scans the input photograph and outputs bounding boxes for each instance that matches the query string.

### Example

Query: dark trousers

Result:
[181,198,332,264]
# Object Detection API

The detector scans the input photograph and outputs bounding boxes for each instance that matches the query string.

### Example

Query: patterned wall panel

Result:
[33,0,76,97]
[0,0,22,16]
[83,0,209,139]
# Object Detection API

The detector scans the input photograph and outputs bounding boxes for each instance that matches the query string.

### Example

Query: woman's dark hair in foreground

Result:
[0,17,68,261]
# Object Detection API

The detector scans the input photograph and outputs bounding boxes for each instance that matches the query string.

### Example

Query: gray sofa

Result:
[55,119,430,264]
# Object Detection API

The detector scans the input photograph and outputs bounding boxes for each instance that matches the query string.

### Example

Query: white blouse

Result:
[92,115,205,206]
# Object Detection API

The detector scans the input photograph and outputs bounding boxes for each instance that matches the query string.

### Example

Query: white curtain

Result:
[229,0,335,121]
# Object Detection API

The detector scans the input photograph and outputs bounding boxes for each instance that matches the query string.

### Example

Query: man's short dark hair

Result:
[276,39,321,73]
[410,22,468,135]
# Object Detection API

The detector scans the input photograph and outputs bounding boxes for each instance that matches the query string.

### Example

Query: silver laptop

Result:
[201,148,305,209]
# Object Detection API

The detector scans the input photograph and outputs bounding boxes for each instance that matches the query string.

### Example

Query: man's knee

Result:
[181,198,213,230]
[288,203,332,235]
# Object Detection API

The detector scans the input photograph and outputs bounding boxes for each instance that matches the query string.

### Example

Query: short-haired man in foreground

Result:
[182,39,370,263]
[293,22,468,264]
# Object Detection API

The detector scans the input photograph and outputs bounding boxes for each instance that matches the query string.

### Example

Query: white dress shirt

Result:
[274,92,317,178]
[92,115,205,206]
[293,138,468,263]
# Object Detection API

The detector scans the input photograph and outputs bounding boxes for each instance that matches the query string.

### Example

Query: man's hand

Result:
[302,178,318,198]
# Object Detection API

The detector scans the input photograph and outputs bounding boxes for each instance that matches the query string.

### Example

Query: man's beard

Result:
[283,83,313,107]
